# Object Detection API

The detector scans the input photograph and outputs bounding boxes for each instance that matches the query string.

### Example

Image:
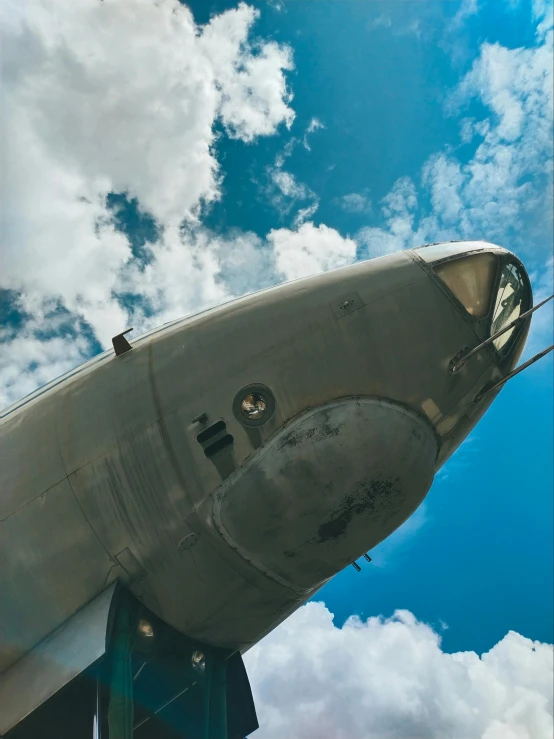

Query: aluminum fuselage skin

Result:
[0,243,529,677]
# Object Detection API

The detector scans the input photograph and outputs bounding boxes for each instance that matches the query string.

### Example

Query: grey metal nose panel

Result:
[214,398,437,590]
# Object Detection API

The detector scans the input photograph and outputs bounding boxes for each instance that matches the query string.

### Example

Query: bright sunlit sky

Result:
[1,0,553,736]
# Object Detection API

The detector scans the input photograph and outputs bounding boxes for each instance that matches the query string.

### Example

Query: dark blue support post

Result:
[108,602,135,739]
[202,652,228,739]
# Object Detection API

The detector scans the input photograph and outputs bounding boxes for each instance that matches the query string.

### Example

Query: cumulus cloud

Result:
[293,202,320,228]
[356,178,418,257]
[0,0,301,407]
[450,0,480,30]
[357,18,553,260]
[0,303,98,409]
[267,165,319,222]
[265,117,323,213]
[533,0,554,39]
[120,224,289,331]
[303,118,324,151]
[269,222,357,282]
[0,334,90,412]
[271,170,310,200]
[0,0,294,346]
[336,192,372,214]
[437,17,552,243]
[245,602,554,739]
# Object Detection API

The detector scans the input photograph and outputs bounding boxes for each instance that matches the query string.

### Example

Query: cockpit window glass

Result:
[491,263,527,352]
[434,252,498,318]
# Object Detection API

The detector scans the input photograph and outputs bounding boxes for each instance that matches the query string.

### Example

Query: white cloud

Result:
[306,118,323,135]
[0,309,94,410]
[422,155,465,227]
[266,118,323,209]
[202,8,294,142]
[358,21,553,260]
[120,227,228,330]
[451,36,552,145]
[293,202,320,228]
[269,222,357,281]
[245,602,554,739]
[303,118,324,150]
[533,0,554,39]
[0,337,88,412]
[356,178,418,257]
[450,0,480,30]
[271,170,309,200]
[336,192,372,214]
[267,136,319,216]
[122,224,288,329]
[278,118,324,159]
[432,28,553,247]
[0,0,294,346]
[266,165,317,218]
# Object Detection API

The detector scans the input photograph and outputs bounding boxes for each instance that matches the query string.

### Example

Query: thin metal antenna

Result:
[451,294,553,373]
[133,661,147,682]
[475,344,554,401]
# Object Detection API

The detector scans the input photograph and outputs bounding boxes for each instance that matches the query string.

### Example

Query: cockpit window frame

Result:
[417,249,502,338]
[411,247,532,365]
[487,254,532,360]
[433,251,500,321]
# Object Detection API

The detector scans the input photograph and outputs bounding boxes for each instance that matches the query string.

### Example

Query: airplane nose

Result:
[213,398,437,591]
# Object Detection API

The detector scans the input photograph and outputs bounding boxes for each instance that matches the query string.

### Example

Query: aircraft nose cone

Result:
[214,398,437,591]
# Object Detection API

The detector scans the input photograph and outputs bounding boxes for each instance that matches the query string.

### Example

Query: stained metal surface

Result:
[214,399,436,590]
[0,478,115,674]
[0,392,66,521]
[0,584,117,735]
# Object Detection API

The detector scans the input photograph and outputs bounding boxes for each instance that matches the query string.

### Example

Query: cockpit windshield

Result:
[491,262,529,352]
[429,248,532,358]
[433,252,498,318]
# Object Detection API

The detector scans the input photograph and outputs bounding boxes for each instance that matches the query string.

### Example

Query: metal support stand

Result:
[202,655,228,739]
[108,602,135,739]
[96,589,254,739]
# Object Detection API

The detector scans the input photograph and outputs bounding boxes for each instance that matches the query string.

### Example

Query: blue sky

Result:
[1,0,553,734]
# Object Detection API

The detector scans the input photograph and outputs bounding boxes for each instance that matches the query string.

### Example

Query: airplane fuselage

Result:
[0,243,531,719]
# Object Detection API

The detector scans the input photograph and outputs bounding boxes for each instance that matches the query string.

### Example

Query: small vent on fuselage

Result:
[197,420,226,444]
[204,434,234,457]
[197,420,234,458]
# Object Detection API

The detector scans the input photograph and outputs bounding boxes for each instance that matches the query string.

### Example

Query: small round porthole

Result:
[233,384,275,427]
